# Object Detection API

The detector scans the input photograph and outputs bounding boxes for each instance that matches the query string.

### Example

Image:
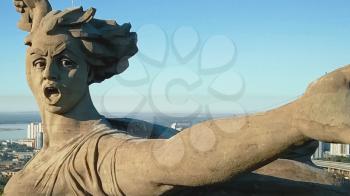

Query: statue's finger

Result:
[15,7,25,13]
[13,0,23,5]
[14,1,25,8]
[22,0,35,8]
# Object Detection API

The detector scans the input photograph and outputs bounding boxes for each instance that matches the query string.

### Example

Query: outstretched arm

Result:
[109,102,309,195]
[106,64,350,195]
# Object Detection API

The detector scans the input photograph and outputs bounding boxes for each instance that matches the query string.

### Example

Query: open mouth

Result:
[43,86,61,104]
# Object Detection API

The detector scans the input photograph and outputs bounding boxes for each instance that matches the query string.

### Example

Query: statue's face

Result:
[26,32,89,114]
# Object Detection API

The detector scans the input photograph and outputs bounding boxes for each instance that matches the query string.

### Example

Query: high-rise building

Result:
[35,132,43,149]
[330,143,350,157]
[27,122,44,149]
[314,141,324,159]
[313,142,331,159]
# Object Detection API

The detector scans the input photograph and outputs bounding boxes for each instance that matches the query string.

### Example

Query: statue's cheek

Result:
[25,56,34,85]
[26,68,42,95]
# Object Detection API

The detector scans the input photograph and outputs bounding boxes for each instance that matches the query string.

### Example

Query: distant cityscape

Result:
[0,123,43,175]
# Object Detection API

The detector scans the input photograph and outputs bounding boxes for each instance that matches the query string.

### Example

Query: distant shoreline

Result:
[0,128,24,132]
[0,112,41,124]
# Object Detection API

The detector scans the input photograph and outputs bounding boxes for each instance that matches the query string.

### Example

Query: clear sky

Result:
[1,0,350,115]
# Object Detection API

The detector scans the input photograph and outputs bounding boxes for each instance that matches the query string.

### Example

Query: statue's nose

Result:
[42,61,59,81]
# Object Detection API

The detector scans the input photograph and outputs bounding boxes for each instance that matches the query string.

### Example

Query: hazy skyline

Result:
[1,0,350,115]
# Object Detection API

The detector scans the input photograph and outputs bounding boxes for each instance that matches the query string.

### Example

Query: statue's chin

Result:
[43,105,67,114]
[38,101,74,115]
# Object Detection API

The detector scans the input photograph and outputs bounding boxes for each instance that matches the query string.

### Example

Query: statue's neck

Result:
[40,92,101,149]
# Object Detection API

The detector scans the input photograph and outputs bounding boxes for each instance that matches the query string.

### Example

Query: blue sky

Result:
[1,0,350,115]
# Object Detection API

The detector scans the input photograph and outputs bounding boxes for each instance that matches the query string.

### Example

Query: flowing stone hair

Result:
[26,7,138,84]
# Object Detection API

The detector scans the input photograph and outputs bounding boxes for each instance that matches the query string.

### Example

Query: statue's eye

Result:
[60,58,76,68]
[33,59,46,69]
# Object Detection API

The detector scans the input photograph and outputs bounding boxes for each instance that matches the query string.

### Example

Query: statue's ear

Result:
[15,0,52,32]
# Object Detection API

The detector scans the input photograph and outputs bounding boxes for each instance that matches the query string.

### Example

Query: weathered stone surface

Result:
[5,0,350,195]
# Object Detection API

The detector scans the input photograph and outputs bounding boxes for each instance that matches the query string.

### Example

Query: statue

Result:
[5,0,350,195]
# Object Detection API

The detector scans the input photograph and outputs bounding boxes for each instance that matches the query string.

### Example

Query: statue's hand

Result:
[294,64,350,144]
[13,0,48,10]
[13,0,26,13]
[294,118,350,144]
[13,0,52,32]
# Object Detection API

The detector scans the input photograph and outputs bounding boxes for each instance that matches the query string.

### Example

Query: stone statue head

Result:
[20,5,138,114]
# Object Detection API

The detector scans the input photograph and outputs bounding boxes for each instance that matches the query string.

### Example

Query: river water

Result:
[0,124,27,140]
